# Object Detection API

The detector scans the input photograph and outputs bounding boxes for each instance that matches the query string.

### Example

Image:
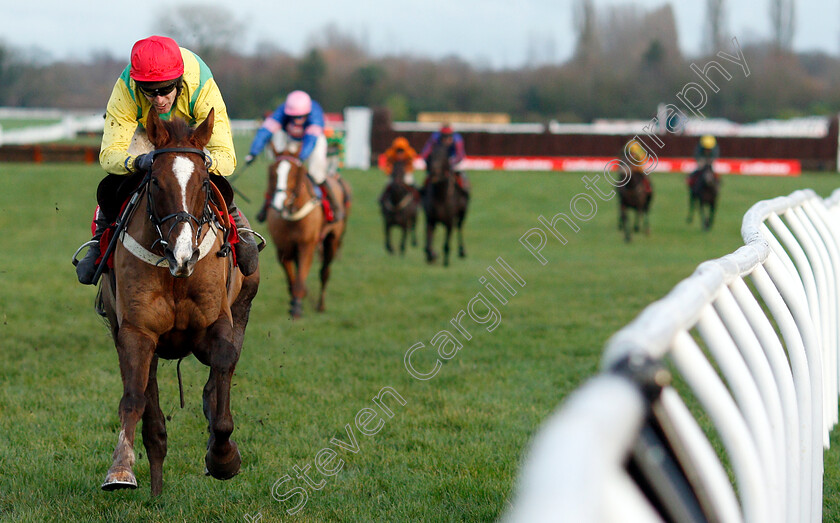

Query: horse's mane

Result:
[161,117,193,143]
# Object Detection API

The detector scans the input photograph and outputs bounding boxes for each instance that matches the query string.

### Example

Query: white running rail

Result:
[506,189,840,523]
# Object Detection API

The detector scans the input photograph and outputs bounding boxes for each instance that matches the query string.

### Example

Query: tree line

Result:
[0,2,837,124]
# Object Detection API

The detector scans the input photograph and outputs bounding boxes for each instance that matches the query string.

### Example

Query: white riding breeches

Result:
[270,132,329,184]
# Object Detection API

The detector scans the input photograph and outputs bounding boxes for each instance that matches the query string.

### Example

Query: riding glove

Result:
[134,153,153,173]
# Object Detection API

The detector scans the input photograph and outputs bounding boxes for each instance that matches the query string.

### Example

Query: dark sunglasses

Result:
[138,82,177,98]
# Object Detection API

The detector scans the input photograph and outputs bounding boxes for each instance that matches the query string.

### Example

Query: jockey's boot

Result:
[75,210,108,285]
[229,202,260,277]
[319,182,344,222]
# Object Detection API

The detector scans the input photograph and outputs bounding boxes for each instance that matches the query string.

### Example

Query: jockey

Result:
[418,124,470,197]
[380,136,420,206]
[75,35,259,285]
[246,90,343,223]
[623,142,653,194]
[689,134,720,186]
[383,136,418,185]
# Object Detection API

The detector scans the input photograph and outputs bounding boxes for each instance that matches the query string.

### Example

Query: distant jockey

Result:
[380,136,420,205]
[688,134,720,186]
[383,136,418,186]
[246,90,343,223]
[623,142,653,195]
[418,124,470,198]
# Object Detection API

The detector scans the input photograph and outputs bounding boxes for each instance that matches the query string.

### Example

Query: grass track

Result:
[2,152,840,521]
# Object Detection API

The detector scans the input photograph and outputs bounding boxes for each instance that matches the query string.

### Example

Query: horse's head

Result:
[391,160,406,180]
[144,108,215,277]
[269,148,307,214]
[426,141,453,184]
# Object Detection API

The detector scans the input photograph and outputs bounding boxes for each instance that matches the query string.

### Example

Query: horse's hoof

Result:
[102,467,138,491]
[205,441,241,481]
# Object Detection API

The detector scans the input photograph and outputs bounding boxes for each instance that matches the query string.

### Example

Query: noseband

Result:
[145,147,214,252]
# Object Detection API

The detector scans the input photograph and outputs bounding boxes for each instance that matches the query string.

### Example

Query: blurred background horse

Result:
[380,160,419,255]
[423,142,468,265]
[686,163,720,230]
[265,144,348,318]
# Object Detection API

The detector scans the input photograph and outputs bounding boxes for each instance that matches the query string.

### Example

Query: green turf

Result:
[2,153,840,521]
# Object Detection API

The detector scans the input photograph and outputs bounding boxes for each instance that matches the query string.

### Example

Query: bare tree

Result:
[704,0,726,53]
[769,0,795,51]
[153,4,244,60]
[573,0,599,64]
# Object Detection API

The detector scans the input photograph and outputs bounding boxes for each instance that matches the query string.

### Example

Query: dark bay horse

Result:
[422,142,468,265]
[616,168,653,243]
[687,164,720,230]
[380,160,419,255]
[265,147,348,318]
[98,109,259,495]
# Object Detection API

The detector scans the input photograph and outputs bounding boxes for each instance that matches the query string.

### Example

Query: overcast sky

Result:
[4,1,839,68]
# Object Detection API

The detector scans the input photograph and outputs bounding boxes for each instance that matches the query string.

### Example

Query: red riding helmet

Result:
[130,36,184,82]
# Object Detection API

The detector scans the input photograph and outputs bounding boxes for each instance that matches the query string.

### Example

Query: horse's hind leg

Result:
[399,225,408,256]
[102,327,156,491]
[142,356,167,496]
[317,233,339,312]
[202,318,242,481]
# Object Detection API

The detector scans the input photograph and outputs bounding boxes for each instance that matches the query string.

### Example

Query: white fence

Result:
[506,188,840,522]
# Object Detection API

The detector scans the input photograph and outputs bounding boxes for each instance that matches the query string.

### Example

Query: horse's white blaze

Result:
[172,156,195,264]
[272,160,291,210]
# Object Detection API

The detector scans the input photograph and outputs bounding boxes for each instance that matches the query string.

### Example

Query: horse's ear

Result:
[192,108,215,149]
[145,109,169,148]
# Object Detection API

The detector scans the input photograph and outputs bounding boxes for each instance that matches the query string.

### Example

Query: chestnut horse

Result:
[265,146,348,318]
[380,160,419,255]
[687,163,720,230]
[97,109,259,495]
[616,168,653,243]
[423,142,468,265]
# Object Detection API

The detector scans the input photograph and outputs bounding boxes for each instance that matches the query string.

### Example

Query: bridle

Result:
[275,154,319,220]
[144,147,215,253]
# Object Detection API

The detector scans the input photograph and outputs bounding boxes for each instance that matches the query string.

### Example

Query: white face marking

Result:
[272,161,291,210]
[171,156,196,264]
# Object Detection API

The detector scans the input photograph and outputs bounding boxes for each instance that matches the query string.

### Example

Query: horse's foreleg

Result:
[102,325,156,491]
[620,205,631,242]
[141,356,167,496]
[204,318,241,481]
[425,220,437,263]
[291,244,316,318]
[442,226,452,267]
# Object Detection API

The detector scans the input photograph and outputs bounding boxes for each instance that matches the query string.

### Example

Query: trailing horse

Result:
[687,163,720,230]
[422,142,468,265]
[380,160,419,255]
[616,168,653,243]
[95,109,260,495]
[265,145,349,318]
